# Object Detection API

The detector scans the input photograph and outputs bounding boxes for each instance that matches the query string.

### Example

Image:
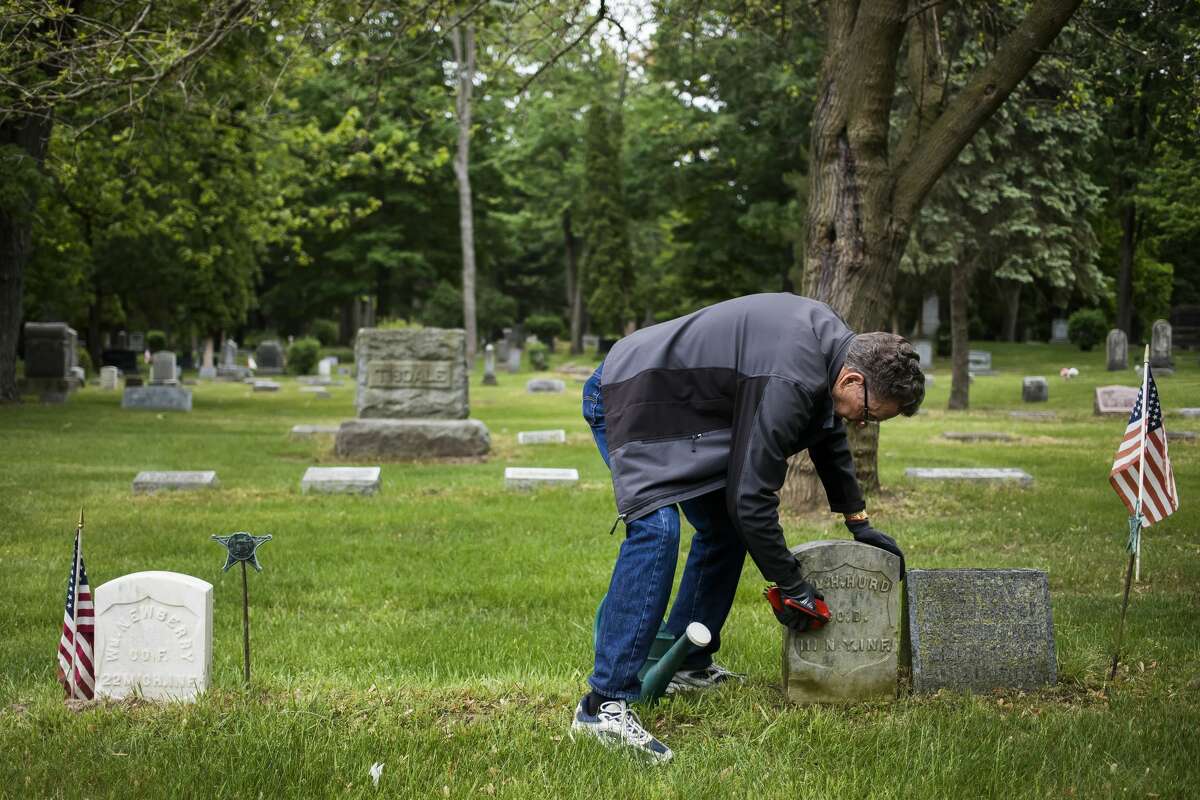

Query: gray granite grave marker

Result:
[968,350,993,374]
[482,343,498,386]
[252,380,281,392]
[507,347,522,374]
[914,339,933,370]
[1177,408,1200,418]
[255,340,285,375]
[1167,430,1196,442]
[22,322,78,402]
[1106,329,1128,371]
[301,466,381,495]
[905,569,1056,693]
[128,332,145,352]
[921,293,940,337]
[199,338,216,379]
[1050,317,1069,343]
[1021,376,1048,402]
[335,418,490,459]
[526,378,565,393]
[905,468,1033,486]
[133,471,218,494]
[290,424,340,437]
[122,385,193,411]
[1150,319,1173,370]
[150,351,178,385]
[783,540,901,704]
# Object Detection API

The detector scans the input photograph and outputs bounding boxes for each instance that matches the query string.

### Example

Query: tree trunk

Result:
[564,208,583,354]
[1116,200,1136,339]
[948,260,972,410]
[88,288,104,370]
[1002,281,1021,342]
[780,0,1082,510]
[451,24,478,362]
[0,114,53,402]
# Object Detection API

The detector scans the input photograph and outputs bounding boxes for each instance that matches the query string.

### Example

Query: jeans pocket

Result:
[582,393,602,427]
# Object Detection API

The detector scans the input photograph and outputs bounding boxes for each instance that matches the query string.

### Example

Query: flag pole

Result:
[70,507,84,700]
[1134,345,1150,582]
[1109,345,1151,683]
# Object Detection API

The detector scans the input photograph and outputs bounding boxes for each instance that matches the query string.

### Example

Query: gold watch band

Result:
[844,511,869,523]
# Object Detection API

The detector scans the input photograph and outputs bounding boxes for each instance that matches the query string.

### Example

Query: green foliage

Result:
[527,339,549,371]
[1133,255,1174,340]
[147,330,167,352]
[419,281,517,339]
[1067,309,1108,351]
[310,319,339,347]
[376,318,421,331]
[286,337,321,375]
[583,98,635,334]
[524,313,565,344]
[75,347,92,376]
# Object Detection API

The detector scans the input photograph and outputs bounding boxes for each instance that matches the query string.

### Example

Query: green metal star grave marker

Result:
[211,532,273,685]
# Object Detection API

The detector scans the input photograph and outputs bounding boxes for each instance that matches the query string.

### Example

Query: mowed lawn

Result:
[1,342,1197,799]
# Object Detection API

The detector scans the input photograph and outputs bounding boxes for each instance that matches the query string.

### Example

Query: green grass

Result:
[1,343,1198,799]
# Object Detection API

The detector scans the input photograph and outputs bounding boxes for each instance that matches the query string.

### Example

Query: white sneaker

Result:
[665,663,746,694]
[570,697,673,763]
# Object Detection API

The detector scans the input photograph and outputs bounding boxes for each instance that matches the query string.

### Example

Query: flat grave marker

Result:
[1009,411,1055,421]
[301,466,381,495]
[504,467,579,489]
[905,568,1056,694]
[905,467,1033,486]
[517,429,567,445]
[122,385,193,412]
[132,471,219,495]
[526,378,566,393]
[290,424,340,437]
[252,380,281,393]
[941,432,1015,443]
[1095,385,1139,416]
[94,571,213,702]
[1177,408,1200,418]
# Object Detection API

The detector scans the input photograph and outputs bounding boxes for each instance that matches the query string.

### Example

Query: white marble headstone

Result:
[94,571,213,702]
[517,429,567,445]
[504,467,578,489]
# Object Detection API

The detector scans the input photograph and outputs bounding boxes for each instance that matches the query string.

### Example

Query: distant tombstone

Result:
[301,466,381,495]
[94,571,213,702]
[905,468,1033,486]
[782,540,901,704]
[913,339,933,370]
[1149,319,1173,370]
[128,332,145,352]
[1167,431,1196,443]
[1050,317,1069,343]
[1094,385,1138,416]
[941,432,1015,443]
[967,350,993,374]
[115,331,128,349]
[582,334,600,352]
[1021,376,1048,403]
[1106,329,1128,371]
[199,338,216,379]
[526,378,565,393]
[150,351,178,385]
[122,385,193,412]
[255,340,285,375]
[507,347,522,374]
[221,338,238,367]
[22,322,77,402]
[905,569,1056,694]
[1178,408,1200,418]
[299,386,331,398]
[335,327,490,459]
[482,344,498,386]
[99,366,120,391]
[318,357,335,380]
[1009,410,1055,421]
[921,293,940,337]
[132,471,218,494]
[496,331,511,363]
[252,380,281,392]
[504,467,579,489]
[517,429,567,445]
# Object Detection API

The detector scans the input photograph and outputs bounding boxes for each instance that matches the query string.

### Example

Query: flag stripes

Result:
[56,531,95,699]
[1109,368,1179,526]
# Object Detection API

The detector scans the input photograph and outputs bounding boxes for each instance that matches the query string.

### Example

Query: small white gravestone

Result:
[913,340,933,370]
[905,467,1033,486]
[517,429,567,445]
[99,365,119,390]
[94,571,212,702]
[133,471,219,494]
[504,467,579,489]
[301,466,381,495]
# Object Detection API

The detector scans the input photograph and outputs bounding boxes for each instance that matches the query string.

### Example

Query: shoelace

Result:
[599,701,653,745]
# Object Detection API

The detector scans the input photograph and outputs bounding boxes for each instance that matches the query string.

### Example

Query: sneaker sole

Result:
[569,720,673,763]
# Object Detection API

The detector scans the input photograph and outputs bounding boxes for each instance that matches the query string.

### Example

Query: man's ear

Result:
[837,368,865,388]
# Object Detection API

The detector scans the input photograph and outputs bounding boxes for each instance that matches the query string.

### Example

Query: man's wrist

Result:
[844,510,869,524]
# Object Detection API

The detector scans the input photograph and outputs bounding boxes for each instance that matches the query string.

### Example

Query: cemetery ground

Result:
[1,343,1198,799]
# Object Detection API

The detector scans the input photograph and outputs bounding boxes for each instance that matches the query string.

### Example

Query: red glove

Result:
[764,582,831,632]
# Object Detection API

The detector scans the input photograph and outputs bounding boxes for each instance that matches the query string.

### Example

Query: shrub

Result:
[1067,309,1107,351]
[311,319,339,346]
[287,337,321,375]
[527,340,549,371]
[76,347,93,376]
[147,330,167,352]
[525,314,565,347]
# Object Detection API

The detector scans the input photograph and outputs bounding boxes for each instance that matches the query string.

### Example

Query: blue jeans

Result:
[582,365,747,700]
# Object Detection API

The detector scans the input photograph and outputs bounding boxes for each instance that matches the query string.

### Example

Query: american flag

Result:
[56,530,95,699]
[1109,368,1179,526]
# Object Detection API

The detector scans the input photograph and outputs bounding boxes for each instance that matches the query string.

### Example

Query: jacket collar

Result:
[823,333,855,430]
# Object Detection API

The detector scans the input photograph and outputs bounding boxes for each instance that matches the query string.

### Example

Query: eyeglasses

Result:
[860,380,872,427]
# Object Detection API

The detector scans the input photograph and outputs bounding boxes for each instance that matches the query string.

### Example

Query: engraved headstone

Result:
[1050,317,1069,343]
[1021,376,1048,403]
[968,350,993,374]
[913,340,933,370]
[1106,329,1128,371]
[150,351,178,385]
[1150,319,1173,370]
[301,466,381,495]
[905,569,1056,693]
[99,366,120,391]
[122,385,192,412]
[94,571,213,702]
[255,340,285,375]
[132,471,218,494]
[517,429,567,445]
[905,468,1033,486]
[504,467,579,489]
[482,343,498,386]
[921,293,940,337]
[526,378,565,393]
[1094,385,1138,416]
[783,540,901,703]
[128,332,145,352]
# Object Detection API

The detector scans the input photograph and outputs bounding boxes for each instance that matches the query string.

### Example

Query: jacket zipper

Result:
[691,432,703,452]
[607,514,625,535]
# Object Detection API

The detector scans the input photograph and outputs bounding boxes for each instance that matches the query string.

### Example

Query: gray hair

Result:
[844,333,925,417]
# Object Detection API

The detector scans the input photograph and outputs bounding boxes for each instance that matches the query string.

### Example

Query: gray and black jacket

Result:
[600,293,864,588]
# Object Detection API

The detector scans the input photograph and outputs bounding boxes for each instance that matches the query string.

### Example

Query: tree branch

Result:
[514,0,607,95]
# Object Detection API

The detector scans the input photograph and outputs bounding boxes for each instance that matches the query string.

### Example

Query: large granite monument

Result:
[94,571,213,702]
[334,328,490,459]
[22,322,79,402]
[782,540,902,704]
[905,569,1056,694]
[255,340,285,375]
[123,349,191,411]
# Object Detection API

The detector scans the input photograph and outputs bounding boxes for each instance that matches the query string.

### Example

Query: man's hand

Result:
[846,519,905,578]
[764,581,831,632]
